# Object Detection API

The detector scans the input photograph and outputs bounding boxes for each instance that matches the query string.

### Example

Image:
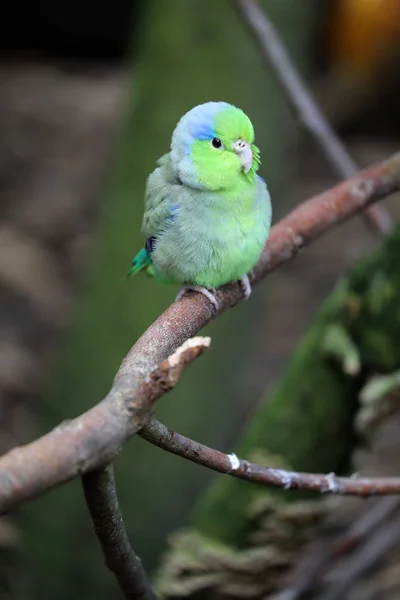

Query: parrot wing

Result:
[129,154,180,277]
[141,153,181,241]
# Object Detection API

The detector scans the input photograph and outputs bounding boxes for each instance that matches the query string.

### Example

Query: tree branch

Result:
[0,155,399,513]
[0,337,210,513]
[82,465,158,600]
[140,418,400,496]
[235,0,393,235]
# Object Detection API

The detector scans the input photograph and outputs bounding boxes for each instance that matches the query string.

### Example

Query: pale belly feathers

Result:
[151,178,271,288]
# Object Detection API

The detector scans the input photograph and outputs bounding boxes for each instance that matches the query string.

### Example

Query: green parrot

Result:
[129,101,272,309]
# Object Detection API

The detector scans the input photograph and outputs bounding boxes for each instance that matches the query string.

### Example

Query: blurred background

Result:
[1,0,400,598]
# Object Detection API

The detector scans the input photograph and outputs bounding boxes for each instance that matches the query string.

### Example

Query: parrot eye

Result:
[211,137,223,149]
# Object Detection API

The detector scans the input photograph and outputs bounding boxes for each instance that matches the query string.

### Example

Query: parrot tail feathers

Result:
[128,248,152,277]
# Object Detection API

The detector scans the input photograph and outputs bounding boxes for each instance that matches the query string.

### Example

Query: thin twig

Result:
[140,418,400,496]
[317,511,400,600]
[235,0,393,236]
[0,155,399,513]
[277,497,400,600]
[82,465,158,600]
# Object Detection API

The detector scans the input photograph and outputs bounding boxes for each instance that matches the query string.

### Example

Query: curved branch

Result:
[0,154,399,513]
[82,465,158,600]
[235,0,393,235]
[140,418,400,496]
[0,337,210,513]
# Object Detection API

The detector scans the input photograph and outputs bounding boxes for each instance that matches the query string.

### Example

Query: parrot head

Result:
[170,102,261,191]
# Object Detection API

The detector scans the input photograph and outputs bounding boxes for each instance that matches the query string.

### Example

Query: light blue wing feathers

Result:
[129,154,179,277]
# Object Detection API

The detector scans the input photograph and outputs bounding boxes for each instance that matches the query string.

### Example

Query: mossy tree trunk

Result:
[156,224,400,599]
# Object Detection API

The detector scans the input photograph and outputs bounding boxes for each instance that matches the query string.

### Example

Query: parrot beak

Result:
[233,139,253,174]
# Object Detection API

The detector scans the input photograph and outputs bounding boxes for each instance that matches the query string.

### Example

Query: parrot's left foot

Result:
[176,285,219,310]
[239,274,252,300]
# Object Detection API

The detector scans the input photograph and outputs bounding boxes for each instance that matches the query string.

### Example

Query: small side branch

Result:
[0,337,210,513]
[140,419,400,496]
[235,0,393,235]
[82,466,158,600]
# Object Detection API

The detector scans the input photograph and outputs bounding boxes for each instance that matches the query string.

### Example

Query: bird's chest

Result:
[153,188,269,287]
[188,202,267,279]
[212,212,264,260]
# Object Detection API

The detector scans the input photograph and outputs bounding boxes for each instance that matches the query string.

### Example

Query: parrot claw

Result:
[175,285,219,311]
[239,274,252,299]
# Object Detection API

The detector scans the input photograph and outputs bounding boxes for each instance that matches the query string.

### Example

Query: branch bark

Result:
[235,0,393,235]
[0,154,399,513]
[0,337,210,513]
[82,465,158,600]
[140,418,400,496]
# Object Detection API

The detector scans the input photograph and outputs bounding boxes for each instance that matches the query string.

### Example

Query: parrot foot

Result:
[239,274,252,299]
[175,285,219,310]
